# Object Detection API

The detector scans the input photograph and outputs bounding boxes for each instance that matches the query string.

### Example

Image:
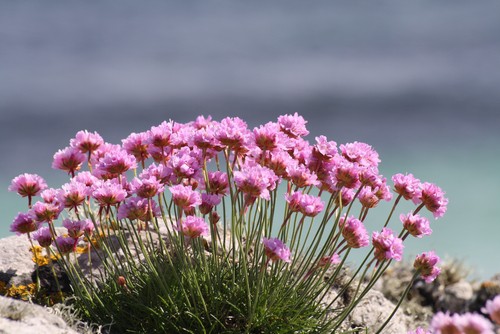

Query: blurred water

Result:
[1,1,500,278]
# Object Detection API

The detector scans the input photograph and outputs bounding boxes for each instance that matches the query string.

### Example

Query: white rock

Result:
[346,289,409,333]
[0,295,78,334]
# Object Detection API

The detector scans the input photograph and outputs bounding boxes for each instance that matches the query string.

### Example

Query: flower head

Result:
[414,251,441,283]
[175,216,209,239]
[277,113,309,138]
[9,173,47,198]
[147,120,175,148]
[206,171,229,195]
[70,130,104,154]
[339,216,370,249]
[10,212,39,235]
[253,122,289,152]
[169,184,202,210]
[262,237,291,263]
[122,132,150,164]
[30,201,63,223]
[117,197,161,221]
[392,173,422,203]
[482,295,500,325]
[63,219,93,239]
[401,213,432,238]
[92,180,127,208]
[340,141,380,168]
[458,313,494,334]
[93,148,137,179]
[199,193,221,215]
[285,191,324,217]
[55,235,76,254]
[372,227,404,262]
[419,182,448,219]
[52,146,86,176]
[312,136,337,162]
[33,226,52,247]
[233,162,278,201]
[130,176,164,198]
[58,182,88,211]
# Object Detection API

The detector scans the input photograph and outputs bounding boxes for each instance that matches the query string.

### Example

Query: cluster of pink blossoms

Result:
[8,113,448,287]
[407,295,500,334]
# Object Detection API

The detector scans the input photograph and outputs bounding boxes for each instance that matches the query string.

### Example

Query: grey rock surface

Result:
[0,295,78,334]
[0,234,34,286]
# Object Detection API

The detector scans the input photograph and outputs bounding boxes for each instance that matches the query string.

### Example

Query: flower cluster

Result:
[8,113,450,332]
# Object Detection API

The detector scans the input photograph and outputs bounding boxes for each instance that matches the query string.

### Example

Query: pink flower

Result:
[117,197,161,221]
[147,120,176,148]
[199,193,221,215]
[9,173,48,199]
[193,124,222,152]
[330,156,360,189]
[262,237,291,263]
[312,136,337,162]
[122,132,150,165]
[407,327,432,334]
[286,163,319,188]
[70,130,104,154]
[458,313,494,334]
[334,188,355,207]
[92,180,127,208]
[339,216,370,249]
[215,117,253,154]
[74,171,99,188]
[419,182,448,219]
[58,182,88,211]
[93,148,137,179]
[63,218,93,239]
[414,251,441,283]
[400,213,432,238]
[165,147,201,180]
[175,216,209,238]
[130,176,164,198]
[372,227,404,262]
[206,171,229,195]
[260,150,295,178]
[340,141,380,168]
[33,226,52,247]
[358,187,381,208]
[52,146,86,177]
[277,113,309,138]
[431,312,494,334]
[10,212,39,235]
[253,122,289,152]
[40,188,60,204]
[482,295,500,325]
[233,162,278,201]
[169,184,202,210]
[285,191,324,217]
[30,201,63,223]
[392,173,422,203]
[55,235,76,254]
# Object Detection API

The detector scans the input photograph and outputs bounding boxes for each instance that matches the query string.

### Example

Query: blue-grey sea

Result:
[1,1,499,279]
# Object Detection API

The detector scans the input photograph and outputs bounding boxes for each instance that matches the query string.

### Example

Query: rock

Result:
[0,295,78,334]
[0,234,35,286]
[435,280,473,313]
[347,289,410,333]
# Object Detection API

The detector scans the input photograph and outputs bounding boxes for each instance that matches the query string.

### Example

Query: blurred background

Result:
[1,1,499,278]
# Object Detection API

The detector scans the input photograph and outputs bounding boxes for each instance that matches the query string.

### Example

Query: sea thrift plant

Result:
[8,114,450,333]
